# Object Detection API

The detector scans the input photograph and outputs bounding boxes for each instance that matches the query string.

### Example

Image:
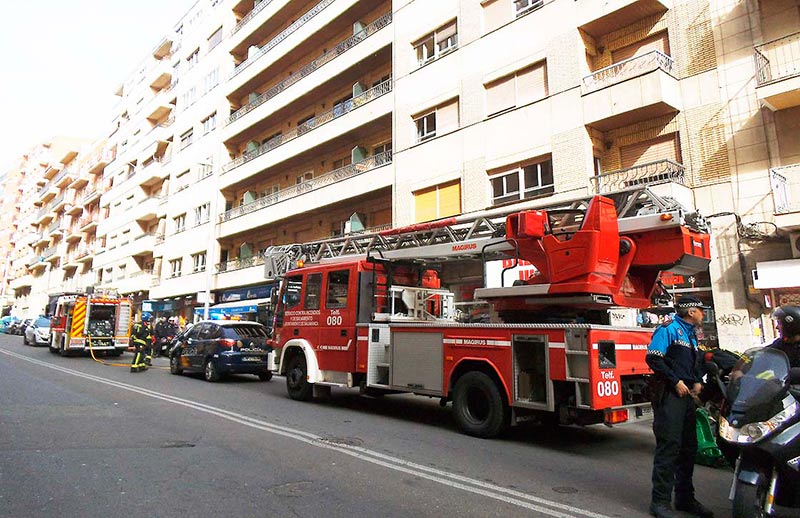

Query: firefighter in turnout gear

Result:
[646,295,714,518]
[130,312,153,373]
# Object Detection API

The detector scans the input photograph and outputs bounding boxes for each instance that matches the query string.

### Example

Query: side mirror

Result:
[790,367,800,385]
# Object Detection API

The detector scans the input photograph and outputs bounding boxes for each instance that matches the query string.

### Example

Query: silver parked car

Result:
[23,317,51,346]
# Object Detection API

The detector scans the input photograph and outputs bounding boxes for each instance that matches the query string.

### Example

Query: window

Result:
[514,0,544,17]
[198,157,214,178]
[296,171,313,185]
[414,21,458,66]
[415,112,436,142]
[202,112,217,134]
[305,273,322,310]
[261,184,280,202]
[173,213,186,233]
[194,203,210,225]
[326,270,350,309]
[207,27,222,51]
[414,180,462,222]
[192,252,206,273]
[489,157,554,205]
[180,129,194,150]
[373,142,392,164]
[186,48,199,69]
[203,68,219,93]
[284,275,303,309]
[180,86,197,110]
[169,258,183,278]
[485,61,548,116]
[297,114,315,134]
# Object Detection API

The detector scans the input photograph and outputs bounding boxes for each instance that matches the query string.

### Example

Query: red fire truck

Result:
[265,187,711,437]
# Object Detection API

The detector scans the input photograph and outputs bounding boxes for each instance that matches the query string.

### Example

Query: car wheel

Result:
[170,354,183,375]
[22,333,29,346]
[286,354,313,401]
[258,371,273,382]
[204,359,220,382]
[452,371,509,438]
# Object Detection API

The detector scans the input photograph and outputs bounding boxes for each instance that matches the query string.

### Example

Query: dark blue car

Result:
[169,320,273,382]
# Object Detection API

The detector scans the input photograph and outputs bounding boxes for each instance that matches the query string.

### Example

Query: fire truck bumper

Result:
[603,403,654,426]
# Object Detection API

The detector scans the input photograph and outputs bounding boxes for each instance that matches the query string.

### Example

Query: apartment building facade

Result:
[3,0,800,350]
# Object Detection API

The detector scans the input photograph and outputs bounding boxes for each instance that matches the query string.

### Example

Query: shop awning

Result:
[753,259,800,290]
[193,297,271,317]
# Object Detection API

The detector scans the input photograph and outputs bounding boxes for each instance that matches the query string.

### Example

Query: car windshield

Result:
[726,347,790,425]
[35,318,50,327]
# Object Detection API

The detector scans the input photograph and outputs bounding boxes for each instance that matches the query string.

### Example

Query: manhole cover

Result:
[552,486,578,494]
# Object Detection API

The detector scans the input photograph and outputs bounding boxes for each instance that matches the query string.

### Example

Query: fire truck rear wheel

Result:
[452,372,509,438]
[286,355,313,401]
[59,338,69,357]
[49,337,58,354]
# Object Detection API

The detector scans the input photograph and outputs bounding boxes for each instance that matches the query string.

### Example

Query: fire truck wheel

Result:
[204,359,220,382]
[48,338,58,354]
[59,338,69,357]
[286,355,313,401]
[452,372,509,438]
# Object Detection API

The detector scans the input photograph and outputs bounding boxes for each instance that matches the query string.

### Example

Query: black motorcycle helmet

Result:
[772,305,800,340]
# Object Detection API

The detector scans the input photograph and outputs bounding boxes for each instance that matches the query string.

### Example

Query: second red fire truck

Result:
[265,187,711,437]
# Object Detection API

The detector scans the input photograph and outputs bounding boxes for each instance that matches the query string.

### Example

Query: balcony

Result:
[53,166,75,188]
[79,214,99,232]
[68,172,90,190]
[62,252,80,270]
[149,60,173,90]
[65,225,83,243]
[47,218,64,237]
[755,32,800,111]
[215,255,266,291]
[66,200,84,216]
[591,159,685,194]
[42,246,60,263]
[82,147,115,175]
[115,270,154,295]
[220,151,392,238]
[42,163,62,180]
[33,232,49,247]
[129,232,157,257]
[51,191,73,212]
[152,36,173,59]
[226,12,392,135]
[576,0,672,37]
[83,187,101,205]
[771,164,800,229]
[10,274,33,291]
[222,79,392,183]
[38,183,57,203]
[582,50,681,130]
[75,244,95,263]
[33,205,54,225]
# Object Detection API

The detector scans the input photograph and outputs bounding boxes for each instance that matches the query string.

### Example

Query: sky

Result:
[0,0,197,172]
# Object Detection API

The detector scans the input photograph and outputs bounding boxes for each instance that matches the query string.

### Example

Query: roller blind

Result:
[414,180,461,222]
[620,133,680,168]
[437,99,459,133]
[516,62,547,105]
[438,180,462,218]
[486,74,515,116]
[482,0,508,33]
[414,187,438,222]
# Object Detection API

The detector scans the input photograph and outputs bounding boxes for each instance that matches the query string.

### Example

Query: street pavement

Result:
[0,334,734,517]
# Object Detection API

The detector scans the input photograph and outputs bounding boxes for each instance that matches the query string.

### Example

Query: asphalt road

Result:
[0,334,735,518]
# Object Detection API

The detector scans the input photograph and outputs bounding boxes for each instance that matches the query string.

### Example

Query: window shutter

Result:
[437,21,457,40]
[612,31,670,63]
[516,62,548,105]
[486,75,515,116]
[482,0,509,34]
[437,99,459,133]
[437,180,462,218]
[620,133,680,168]
[414,187,438,223]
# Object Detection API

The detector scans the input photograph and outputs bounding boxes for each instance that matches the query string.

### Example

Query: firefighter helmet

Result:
[141,312,153,323]
[773,305,800,339]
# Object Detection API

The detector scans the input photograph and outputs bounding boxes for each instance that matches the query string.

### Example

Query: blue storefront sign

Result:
[219,284,273,303]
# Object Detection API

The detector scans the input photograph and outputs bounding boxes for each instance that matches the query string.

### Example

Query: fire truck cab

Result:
[49,288,132,357]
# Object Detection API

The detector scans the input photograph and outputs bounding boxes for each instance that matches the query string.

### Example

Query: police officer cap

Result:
[674,295,710,310]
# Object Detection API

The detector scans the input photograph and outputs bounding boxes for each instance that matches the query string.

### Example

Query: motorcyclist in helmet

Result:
[767,305,800,368]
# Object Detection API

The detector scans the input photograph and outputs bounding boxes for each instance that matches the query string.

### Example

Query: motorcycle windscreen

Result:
[726,347,791,426]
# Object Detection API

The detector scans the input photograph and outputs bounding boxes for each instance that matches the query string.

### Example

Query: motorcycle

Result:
[713,347,800,518]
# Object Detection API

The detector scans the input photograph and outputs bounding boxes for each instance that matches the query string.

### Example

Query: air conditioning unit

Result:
[790,232,800,259]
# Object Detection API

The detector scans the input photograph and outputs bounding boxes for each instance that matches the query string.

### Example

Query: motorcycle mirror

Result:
[790,367,800,385]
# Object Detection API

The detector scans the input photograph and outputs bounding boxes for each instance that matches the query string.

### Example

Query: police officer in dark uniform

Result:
[767,305,800,368]
[646,295,714,518]
[130,312,153,373]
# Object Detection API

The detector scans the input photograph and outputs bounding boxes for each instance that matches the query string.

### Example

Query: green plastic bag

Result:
[695,407,726,467]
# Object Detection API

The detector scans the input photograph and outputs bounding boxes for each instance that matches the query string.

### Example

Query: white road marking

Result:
[0,348,614,518]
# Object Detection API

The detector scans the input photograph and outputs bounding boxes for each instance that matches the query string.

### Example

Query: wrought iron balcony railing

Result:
[230,0,277,36]
[770,163,800,214]
[222,78,392,173]
[231,0,336,79]
[215,254,266,274]
[221,151,392,222]
[227,12,392,125]
[582,50,675,94]
[591,159,686,194]
[755,31,800,86]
